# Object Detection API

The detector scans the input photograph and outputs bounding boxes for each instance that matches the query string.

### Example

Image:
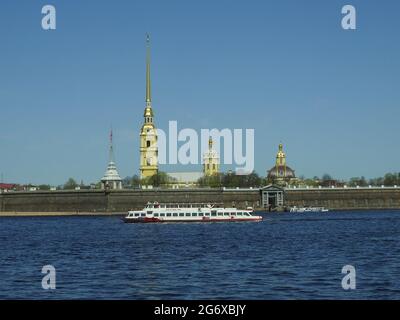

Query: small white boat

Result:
[290,206,329,213]
[123,202,263,223]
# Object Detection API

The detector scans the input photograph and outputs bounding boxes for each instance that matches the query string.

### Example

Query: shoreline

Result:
[0,212,126,217]
[1,208,400,217]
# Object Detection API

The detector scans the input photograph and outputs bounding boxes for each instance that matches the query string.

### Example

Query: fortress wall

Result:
[0,189,225,213]
[0,190,108,213]
[1,188,400,213]
[285,188,400,210]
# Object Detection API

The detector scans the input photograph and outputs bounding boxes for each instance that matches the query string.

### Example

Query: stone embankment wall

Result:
[1,187,399,213]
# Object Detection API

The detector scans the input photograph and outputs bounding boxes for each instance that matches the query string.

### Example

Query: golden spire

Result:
[146,33,151,105]
[143,34,154,118]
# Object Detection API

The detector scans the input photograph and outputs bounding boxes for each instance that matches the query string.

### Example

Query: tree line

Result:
[28,172,400,190]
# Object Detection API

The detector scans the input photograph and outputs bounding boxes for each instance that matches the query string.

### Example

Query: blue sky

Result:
[0,0,399,185]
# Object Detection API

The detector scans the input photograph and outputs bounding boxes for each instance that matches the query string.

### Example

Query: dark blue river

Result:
[0,210,399,299]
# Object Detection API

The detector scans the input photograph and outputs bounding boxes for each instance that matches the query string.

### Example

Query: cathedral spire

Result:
[146,33,151,105]
[101,129,122,190]
[109,128,114,163]
[140,34,158,179]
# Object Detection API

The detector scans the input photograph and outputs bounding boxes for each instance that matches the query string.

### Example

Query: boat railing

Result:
[145,202,224,209]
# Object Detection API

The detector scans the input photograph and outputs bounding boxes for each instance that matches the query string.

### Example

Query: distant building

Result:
[267,143,296,186]
[0,183,17,192]
[320,179,345,188]
[203,137,220,176]
[167,172,204,188]
[140,34,158,179]
[101,130,122,190]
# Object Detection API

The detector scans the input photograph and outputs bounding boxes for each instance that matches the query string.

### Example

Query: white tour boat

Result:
[123,202,263,223]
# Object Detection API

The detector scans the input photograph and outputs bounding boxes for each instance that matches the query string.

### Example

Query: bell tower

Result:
[139,34,158,179]
[203,137,220,176]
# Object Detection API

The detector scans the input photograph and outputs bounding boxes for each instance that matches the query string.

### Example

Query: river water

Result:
[0,210,399,299]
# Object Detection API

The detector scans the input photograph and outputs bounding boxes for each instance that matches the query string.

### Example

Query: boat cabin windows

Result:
[231,212,236,216]
[224,213,229,216]
[166,213,172,217]
[160,213,165,217]
[211,212,216,217]
[198,213,203,217]
[135,213,140,217]
[185,213,191,217]
[192,213,198,217]
[205,213,210,216]
[154,213,159,217]
[141,213,146,217]
[237,212,243,216]
[179,213,185,217]
[173,213,178,217]
[217,212,223,216]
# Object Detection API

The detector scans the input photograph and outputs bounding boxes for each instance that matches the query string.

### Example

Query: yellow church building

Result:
[203,137,220,176]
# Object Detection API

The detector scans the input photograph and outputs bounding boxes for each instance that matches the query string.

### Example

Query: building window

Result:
[147,141,151,148]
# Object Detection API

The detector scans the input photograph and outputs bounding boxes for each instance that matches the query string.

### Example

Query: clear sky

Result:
[0,0,399,185]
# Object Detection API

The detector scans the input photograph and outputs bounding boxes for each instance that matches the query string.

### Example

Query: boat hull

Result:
[123,216,263,223]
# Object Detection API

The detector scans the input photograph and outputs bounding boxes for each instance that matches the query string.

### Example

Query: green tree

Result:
[199,171,262,188]
[384,173,397,186]
[322,174,332,181]
[198,174,223,188]
[349,177,360,187]
[63,178,78,190]
[131,175,141,188]
[143,172,175,187]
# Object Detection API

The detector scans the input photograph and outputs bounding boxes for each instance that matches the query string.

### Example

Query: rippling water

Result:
[0,210,400,299]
